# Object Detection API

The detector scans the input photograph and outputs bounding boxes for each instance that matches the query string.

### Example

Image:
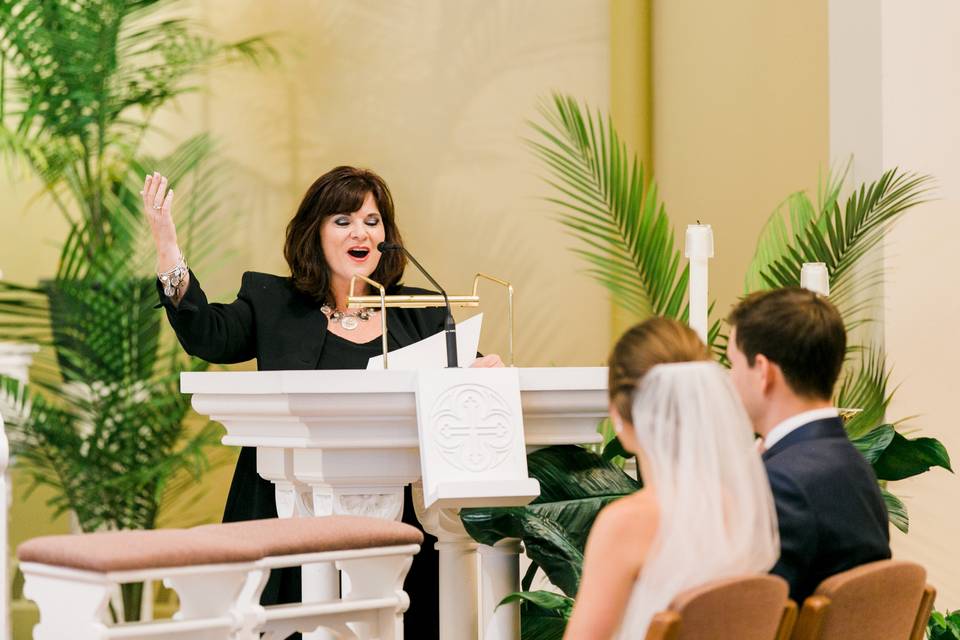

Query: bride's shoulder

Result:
[591,490,659,546]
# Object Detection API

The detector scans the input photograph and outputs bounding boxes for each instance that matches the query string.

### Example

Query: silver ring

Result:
[153,204,162,210]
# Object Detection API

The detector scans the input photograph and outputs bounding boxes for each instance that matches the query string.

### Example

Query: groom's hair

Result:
[728,288,846,400]
[608,317,710,425]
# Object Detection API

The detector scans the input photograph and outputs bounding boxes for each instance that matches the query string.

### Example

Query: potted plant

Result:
[0,0,274,622]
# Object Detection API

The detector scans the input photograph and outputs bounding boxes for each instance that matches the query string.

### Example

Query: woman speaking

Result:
[142,165,500,639]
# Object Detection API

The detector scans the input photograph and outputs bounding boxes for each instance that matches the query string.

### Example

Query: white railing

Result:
[19,543,417,640]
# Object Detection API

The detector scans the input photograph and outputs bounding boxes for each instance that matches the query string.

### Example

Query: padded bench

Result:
[17,515,423,640]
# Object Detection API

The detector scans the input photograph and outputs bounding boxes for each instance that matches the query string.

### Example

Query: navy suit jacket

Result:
[763,417,891,603]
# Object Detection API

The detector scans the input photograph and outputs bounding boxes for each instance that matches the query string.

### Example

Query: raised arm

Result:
[143,172,255,364]
[142,172,190,306]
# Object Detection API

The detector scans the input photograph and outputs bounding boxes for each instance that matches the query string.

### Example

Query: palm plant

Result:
[0,0,274,622]
[461,94,952,638]
[744,166,951,532]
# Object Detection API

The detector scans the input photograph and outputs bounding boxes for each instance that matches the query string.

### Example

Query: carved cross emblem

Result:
[430,384,515,472]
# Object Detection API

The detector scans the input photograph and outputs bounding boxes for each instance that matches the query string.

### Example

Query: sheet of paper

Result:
[367,313,483,370]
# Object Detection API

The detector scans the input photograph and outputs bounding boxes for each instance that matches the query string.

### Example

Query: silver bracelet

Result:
[158,254,188,298]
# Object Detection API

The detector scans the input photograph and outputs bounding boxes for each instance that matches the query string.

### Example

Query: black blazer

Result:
[763,417,891,603]
[158,270,447,370]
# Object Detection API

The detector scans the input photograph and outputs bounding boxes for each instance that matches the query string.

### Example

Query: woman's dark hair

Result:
[284,166,407,302]
[727,287,846,400]
[608,317,711,425]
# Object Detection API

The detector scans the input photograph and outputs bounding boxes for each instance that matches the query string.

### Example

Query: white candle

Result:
[685,224,714,342]
[800,262,830,297]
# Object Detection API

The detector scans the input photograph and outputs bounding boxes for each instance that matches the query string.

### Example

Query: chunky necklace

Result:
[321,304,378,331]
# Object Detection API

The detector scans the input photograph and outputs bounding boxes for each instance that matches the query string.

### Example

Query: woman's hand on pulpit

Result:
[470,354,504,368]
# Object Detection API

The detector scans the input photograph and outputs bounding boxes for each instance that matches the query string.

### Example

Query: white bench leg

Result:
[165,569,266,640]
[22,571,110,640]
[339,554,413,640]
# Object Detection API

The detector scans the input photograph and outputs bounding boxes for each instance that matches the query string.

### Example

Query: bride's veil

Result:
[617,361,779,637]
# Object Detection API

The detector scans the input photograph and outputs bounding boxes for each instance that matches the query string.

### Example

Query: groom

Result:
[726,288,891,603]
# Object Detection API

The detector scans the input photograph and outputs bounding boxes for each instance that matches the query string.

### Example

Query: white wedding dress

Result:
[615,362,780,638]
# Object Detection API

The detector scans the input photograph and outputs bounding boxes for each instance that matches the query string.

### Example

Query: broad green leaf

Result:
[873,432,952,481]
[499,590,573,616]
[601,436,633,462]
[461,446,640,596]
[520,614,568,640]
[461,507,585,597]
[850,425,895,464]
[881,489,909,534]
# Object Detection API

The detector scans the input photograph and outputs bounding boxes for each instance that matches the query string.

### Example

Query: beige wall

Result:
[873,1,960,609]
[192,0,612,366]
[652,0,830,317]
[4,3,611,634]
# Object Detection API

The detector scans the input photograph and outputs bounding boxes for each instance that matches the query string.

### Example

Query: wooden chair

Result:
[17,515,422,640]
[644,574,795,640]
[790,560,936,640]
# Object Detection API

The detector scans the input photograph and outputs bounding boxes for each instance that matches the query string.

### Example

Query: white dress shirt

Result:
[763,407,840,451]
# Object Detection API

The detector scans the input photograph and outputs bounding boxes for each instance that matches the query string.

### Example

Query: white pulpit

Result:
[182,367,606,640]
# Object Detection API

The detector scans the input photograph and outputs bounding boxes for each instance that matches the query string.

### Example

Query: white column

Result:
[437,535,479,640]
[0,341,38,640]
[479,539,522,640]
[830,0,960,606]
[0,412,7,640]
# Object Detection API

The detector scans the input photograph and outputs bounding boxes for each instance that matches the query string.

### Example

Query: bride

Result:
[563,318,779,639]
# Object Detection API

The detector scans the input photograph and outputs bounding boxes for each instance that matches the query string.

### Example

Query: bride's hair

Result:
[608,317,710,425]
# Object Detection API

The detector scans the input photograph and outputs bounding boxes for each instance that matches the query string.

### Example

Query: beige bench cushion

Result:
[18,516,423,574]
[195,515,424,557]
[17,529,263,573]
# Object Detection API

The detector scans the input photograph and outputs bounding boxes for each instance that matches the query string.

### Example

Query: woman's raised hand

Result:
[141,172,180,272]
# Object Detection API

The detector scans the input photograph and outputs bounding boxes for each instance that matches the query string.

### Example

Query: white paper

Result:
[367,313,483,370]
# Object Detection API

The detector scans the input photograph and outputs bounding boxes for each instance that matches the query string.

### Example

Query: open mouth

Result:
[347,247,370,261]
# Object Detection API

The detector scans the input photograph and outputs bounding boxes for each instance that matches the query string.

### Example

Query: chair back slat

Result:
[792,560,928,640]
[643,575,789,640]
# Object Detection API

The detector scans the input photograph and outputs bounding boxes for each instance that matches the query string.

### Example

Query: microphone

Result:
[377,241,458,368]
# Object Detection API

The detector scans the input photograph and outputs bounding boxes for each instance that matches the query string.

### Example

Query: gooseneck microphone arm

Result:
[377,241,458,368]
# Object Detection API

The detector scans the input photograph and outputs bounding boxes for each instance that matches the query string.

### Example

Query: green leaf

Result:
[461,508,585,597]
[601,436,634,462]
[873,432,952,481]
[461,446,640,596]
[881,489,909,534]
[850,425,895,464]
[499,590,574,617]
[521,614,568,640]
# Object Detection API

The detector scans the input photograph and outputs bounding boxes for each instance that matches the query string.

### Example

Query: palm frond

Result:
[744,168,933,327]
[743,161,847,292]
[528,93,689,321]
[836,344,893,438]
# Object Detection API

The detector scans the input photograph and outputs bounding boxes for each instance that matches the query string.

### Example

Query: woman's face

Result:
[320,191,386,292]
